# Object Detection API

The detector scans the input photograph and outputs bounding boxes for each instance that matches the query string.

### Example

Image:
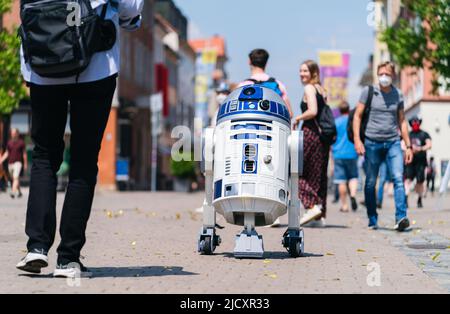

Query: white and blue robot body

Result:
[198,85,305,258]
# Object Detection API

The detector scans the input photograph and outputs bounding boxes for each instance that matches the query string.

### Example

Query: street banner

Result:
[318,51,351,108]
[195,49,217,126]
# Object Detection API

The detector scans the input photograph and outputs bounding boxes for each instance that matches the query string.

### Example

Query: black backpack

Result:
[247,77,283,97]
[19,0,116,78]
[347,85,374,143]
[314,90,337,145]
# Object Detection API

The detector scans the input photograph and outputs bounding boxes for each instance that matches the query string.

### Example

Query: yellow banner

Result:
[318,51,343,67]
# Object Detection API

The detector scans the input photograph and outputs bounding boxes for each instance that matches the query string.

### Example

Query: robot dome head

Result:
[216,85,290,126]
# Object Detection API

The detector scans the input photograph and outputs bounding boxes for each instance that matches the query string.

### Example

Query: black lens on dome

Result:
[260,100,270,110]
[243,87,256,96]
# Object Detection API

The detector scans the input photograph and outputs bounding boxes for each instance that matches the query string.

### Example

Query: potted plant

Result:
[170,152,196,193]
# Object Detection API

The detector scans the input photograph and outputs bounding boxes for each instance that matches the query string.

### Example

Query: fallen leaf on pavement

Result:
[326,253,335,256]
[431,252,441,261]
[263,259,272,264]
[265,273,277,279]
[176,213,181,220]
[357,249,366,253]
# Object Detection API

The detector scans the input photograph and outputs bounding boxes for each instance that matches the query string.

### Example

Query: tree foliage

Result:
[381,0,450,93]
[0,0,27,115]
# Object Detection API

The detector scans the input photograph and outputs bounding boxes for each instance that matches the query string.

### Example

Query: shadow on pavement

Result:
[218,251,324,260]
[267,224,349,229]
[376,227,417,233]
[19,266,198,279]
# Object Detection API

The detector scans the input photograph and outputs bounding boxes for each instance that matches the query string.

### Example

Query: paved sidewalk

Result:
[0,188,448,294]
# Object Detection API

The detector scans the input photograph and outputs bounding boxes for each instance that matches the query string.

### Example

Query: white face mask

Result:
[379,75,392,87]
[216,94,228,104]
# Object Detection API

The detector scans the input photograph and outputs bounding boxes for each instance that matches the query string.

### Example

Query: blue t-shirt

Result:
[332,115,358,160]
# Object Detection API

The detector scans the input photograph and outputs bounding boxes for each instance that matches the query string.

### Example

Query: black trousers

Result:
[25,75,116,264]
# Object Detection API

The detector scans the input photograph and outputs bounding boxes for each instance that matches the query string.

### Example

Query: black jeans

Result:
[25,75,116,264]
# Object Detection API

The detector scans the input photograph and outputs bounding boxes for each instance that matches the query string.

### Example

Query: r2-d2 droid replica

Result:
[198,85,305,258]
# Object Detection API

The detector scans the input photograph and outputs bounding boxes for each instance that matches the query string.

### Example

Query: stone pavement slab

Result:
[0,189,448,294]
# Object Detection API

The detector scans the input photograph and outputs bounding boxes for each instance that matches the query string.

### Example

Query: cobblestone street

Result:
[0,189,449,293]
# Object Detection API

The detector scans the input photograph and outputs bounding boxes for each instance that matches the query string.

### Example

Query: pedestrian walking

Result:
[0,128,27,198]
[405,116,432,208]
[238,48,293,227]
[0,147,12,193]
[238,49,293,118]
[332,102,359,213]
[353,62,413,231]
[425,156,436,197]
[16,0,144,278]
[294,60,335,227]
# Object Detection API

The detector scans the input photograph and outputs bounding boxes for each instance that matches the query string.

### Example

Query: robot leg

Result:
[234,213,264,258]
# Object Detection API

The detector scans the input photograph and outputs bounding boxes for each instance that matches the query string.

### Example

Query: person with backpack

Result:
[331,102,359,213]
[352,62,413,231]
[238,49,293,227]
[238,49,293,118]
[294,60,337,227]
[16,0,144,278]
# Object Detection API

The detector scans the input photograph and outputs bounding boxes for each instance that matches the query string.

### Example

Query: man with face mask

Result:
[353,62,413,231]
[405,117,432,208]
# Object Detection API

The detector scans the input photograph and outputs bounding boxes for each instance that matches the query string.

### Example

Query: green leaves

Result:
[0,0,27,115]
[0,0,12,14]
[170,153,197,179]
[381,0,450,93]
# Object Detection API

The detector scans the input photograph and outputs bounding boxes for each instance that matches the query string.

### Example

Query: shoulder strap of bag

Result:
[366,85,374,108]
[247,78,259,84]
[100,1,109,20]
[364,85,374,118]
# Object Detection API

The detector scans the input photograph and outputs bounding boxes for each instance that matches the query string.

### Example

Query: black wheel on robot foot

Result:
[288,240,303,258]
[200,236,214,255]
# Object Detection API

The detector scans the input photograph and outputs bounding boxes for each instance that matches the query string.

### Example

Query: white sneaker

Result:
[16,250,49,274]
[53,262,89,278]
[300,205,323,226]
[270,218,281,228]
[304,217,326,228]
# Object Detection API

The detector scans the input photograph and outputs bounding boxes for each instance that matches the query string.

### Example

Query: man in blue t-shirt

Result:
[332,102,359,212]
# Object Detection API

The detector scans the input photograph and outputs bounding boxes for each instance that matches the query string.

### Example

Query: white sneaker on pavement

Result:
[304,217,326,228]
[16,250,48,274]
[53,262,89,278]
[300,205,322,226]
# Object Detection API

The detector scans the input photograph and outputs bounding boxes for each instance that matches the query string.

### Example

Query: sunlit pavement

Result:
[0,188,449,293]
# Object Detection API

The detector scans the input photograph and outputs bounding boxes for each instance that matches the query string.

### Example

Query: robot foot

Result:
[198,227,221,255]
[234,229,264,259]
[282,229,305,258]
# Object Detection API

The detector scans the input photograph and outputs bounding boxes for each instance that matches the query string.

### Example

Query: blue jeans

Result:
[377,161,392,205]
[364,139,407,226]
